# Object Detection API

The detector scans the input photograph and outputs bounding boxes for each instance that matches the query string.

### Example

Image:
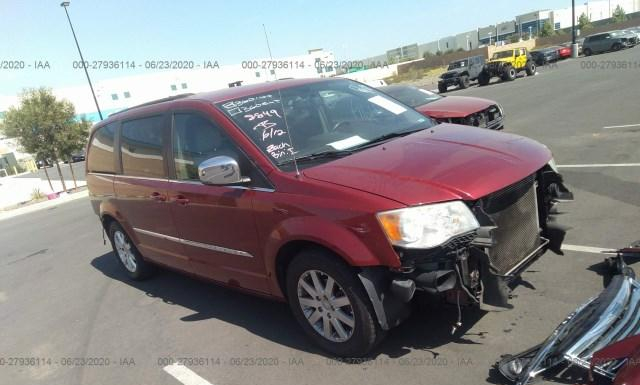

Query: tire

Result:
[584,48,592,56]
[458,75,470,89]
[478,71,490,86]
[501,66,517,81]
[612,43,622,51]
[525,61,536,76]
[438,82,447,93]
[286,248,383,357]
[108,221,154,280]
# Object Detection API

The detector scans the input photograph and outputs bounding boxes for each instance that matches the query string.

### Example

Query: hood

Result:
[441,68,464,77]
[303,124,551,206]
[415,96,494,119]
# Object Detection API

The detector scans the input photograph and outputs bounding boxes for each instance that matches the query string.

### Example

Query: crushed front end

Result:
[359,164,574,331]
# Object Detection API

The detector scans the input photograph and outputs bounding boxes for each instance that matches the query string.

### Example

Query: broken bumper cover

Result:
[497,269,640,384]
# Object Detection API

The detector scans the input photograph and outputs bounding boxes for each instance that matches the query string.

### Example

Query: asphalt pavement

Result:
[1,47,640,385]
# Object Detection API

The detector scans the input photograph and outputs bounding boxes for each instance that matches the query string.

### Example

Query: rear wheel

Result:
[501,66,517,81]
[108,222,154,280]
[438,82,447,93]
[525,61,536,76]
[286,248,382,357]
[478,71,490,86]
[458,75,470,89]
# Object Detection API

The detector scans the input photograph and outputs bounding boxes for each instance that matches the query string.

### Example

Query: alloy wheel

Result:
[114,230,137,272]
[297,270,355,342]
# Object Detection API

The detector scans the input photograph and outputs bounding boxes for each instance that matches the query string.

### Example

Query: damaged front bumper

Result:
[358,166,574,331]
[497,266,640,384]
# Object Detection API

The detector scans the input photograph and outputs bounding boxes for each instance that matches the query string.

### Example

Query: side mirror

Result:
[198,156,250,186]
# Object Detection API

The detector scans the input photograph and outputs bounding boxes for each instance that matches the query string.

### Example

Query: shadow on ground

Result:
[91,252,487,360]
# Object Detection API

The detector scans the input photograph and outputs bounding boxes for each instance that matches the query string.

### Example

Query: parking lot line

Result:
[163,364,214,385]
[562,244,611,254]
[557,163,640,168]
[603,123,640,129]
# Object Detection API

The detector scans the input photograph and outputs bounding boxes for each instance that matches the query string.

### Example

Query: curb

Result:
[0,190,89,222]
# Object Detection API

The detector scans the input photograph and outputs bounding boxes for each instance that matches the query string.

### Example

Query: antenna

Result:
[262,24,300,177]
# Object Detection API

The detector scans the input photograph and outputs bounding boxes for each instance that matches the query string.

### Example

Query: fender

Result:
[262,215,399,296]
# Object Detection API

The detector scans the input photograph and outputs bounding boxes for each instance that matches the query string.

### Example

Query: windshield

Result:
[216,79,432,169]
[447,60,467,70]
[380,86,442,108]
[492,50,514,59]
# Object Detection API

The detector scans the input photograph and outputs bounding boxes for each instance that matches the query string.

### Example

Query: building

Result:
[0,138,37,176]
[516,10,552,38]
[455,30,480,51]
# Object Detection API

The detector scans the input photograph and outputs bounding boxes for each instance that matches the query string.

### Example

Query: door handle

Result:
[171,195,190,206]
[150,192,166,202]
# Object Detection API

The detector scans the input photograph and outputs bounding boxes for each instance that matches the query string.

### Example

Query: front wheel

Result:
[478,71,490,86]
[458,75,470,89]
[438,82,447,93]
[584,48,592,56]
[286,249,383,357]
[501,66,517,81]
[612,43,622,51]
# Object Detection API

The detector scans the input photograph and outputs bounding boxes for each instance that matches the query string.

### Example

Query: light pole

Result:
[572,0,579,57]
[488,32,492,45]
[466,35,470,50]
[529,26,533,39]
[60,1,103,120]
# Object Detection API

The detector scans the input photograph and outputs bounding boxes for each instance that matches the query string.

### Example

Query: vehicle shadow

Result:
[91,252,488,359]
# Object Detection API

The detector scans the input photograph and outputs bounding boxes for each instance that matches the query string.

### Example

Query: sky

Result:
[0,0,572,96]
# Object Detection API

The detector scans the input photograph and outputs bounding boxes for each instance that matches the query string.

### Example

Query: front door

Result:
[167,112,271,294]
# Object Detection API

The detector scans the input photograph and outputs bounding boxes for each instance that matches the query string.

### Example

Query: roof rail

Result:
[109,93,195,117]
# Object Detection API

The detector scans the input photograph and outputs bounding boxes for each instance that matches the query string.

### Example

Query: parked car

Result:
[437,55,485,93]
[71,151,85,162]
[530,47,560,66]
[582,31,638,56]
[36,159,52,169]
[87,78,572,357]
[554,45,572,59]
[362,79,387,88]
[380,84,504,130]
[478,48,537,85]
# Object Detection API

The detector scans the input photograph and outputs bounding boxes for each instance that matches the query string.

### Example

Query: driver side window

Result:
[172,113,238,181]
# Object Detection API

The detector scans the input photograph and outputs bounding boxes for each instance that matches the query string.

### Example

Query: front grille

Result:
[482,175,541,274]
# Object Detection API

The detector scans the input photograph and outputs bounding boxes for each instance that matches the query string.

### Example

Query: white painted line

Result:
[163,364,214,385]
[557,163,640,168]
[603,123,640,129]
[562,244,611,254]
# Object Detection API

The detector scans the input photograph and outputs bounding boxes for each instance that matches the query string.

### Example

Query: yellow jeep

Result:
[478,47,537,85]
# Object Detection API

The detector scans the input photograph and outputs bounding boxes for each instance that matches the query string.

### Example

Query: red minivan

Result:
[86,78,573,356]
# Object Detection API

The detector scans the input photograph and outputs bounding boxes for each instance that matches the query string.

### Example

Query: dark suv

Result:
[87,78,572,357]
[438,55,485,93]
[583,31,638,56]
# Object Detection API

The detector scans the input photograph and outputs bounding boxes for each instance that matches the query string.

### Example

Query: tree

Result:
[540,21,554,37]
[0,88,90,193]
[612,5,627,23]
[578,12,592,30]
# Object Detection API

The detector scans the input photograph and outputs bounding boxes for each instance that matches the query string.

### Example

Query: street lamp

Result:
[488,32,492,45]
[572,0,579,57]
[60,1,103,120]
[466,35,470,50]
[529,26,533,39]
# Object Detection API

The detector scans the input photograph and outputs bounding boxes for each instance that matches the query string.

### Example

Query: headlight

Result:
[376,201,479,249]
[497,103,504,117]
[548,157,559,173]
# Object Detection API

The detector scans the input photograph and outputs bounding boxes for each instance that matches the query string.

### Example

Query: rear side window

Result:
[120,116,166,178]
[87,123,116,173]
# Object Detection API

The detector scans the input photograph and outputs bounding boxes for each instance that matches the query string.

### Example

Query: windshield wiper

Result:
[278,149,353,166]
[349,127,430,150]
